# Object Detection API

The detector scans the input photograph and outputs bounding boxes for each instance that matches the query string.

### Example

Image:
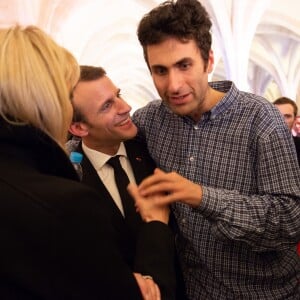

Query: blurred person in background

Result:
[292,115,300,137]
[274,96,300,165]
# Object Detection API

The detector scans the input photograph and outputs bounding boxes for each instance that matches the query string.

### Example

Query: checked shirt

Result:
[133,81,300,300]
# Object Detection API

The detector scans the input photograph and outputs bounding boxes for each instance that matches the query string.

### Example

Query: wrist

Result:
[144,215,169,224]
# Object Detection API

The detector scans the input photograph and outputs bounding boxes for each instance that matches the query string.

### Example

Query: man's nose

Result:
[117,97,131,114]
[167,69,182,93]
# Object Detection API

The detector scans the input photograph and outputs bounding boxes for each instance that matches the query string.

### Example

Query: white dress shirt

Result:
[82,142,136,216]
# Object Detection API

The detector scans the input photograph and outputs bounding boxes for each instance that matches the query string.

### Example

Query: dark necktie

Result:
[107,155,138,221]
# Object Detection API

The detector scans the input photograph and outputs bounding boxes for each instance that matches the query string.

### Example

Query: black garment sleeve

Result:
[134,221,176,300]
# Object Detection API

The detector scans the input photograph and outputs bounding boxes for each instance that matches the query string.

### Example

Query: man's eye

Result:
[101,101,113,111]
[180,62,190,70]
[154,68,167,75]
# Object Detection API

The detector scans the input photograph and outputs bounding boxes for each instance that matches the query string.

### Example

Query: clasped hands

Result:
[127,168,203,224]
[128,168,202,299]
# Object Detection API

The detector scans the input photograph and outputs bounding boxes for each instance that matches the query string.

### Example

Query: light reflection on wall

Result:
[0,0,299,111]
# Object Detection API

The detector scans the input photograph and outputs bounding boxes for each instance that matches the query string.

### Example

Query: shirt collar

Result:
[208,81,237,119]
[82,142,127,171]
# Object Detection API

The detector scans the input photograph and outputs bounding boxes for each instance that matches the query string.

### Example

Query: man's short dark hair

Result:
[79,65,106,82]
[71,65,107,122]
[273,97,298,116]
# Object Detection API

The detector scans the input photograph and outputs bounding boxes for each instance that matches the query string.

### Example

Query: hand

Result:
[133,273,161,300]
[128,183,170,224]
[137,168,203,207]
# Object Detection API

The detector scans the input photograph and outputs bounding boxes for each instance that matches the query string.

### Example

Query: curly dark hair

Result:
[137,0,212,67]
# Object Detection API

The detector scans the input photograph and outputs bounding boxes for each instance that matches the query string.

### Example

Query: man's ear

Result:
[206,49,214,74]
[69,122,89,137]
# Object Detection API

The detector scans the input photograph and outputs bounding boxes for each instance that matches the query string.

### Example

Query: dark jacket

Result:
[76,140,186,300]
[293,136,300,166]
[76,140,156,266]
[0,120,175,300]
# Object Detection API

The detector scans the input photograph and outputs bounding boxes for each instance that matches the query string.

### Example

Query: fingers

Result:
[142,275,161,300]
[127,183,139,199]
[127,183,140,212]
[133,273,161,300]
[137,169,203,207]
[142,275,153,280]
[139,169,178,197]
[138,168,167,191]
[128,182,170,223]
[138,171,166,193]
[153,168,165,175]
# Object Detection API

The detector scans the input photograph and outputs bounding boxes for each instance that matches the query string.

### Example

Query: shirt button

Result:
[193,125,199,129]
[189,156,194,162]
[182,218,186,224]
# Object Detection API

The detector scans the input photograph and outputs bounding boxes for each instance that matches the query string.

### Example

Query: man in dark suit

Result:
[68,65,182,299]
[274,97,300,257]
[274,97,300,166]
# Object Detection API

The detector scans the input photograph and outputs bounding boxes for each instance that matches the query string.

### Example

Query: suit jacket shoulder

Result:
[293,136,300,166]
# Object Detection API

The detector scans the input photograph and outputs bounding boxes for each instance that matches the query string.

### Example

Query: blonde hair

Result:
[0,25,80,148]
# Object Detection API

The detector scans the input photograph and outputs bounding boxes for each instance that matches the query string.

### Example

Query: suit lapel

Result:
[125,139,156,184]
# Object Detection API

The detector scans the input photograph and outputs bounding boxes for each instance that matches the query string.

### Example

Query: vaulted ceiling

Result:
[0,0,299,110]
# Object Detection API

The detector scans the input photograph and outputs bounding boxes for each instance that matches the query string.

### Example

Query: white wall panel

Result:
[0,0,299,110]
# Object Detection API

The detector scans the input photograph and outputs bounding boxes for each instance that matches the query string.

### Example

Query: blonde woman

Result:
[0,25,174,300]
